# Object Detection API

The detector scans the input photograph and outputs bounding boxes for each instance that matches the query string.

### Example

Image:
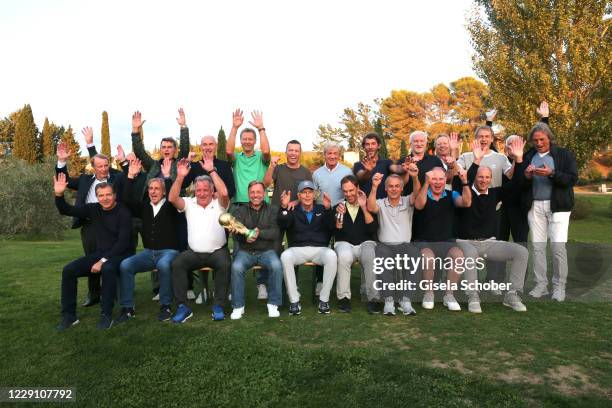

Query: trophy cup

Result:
[218,213,257,240]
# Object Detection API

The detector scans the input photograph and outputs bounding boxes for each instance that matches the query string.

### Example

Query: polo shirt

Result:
[313,163,353,206]
[232,150,269,203]
[179,197,227,253]
[376,196,414,244]
[270,164,312,206]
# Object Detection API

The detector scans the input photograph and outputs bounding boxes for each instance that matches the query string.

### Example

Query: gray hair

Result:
[528,123,555,144]
[504,134,521,149]
[148,177,166,195]
[409,130,428,145]
[194,175,214,189]
[201,135,217,144]
[476,166,493,177]
[323,141,341,155]
[384,173,405,188]
[474,125,494,139]
[91,153,110,165]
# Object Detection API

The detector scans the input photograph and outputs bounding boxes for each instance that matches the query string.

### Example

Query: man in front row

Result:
[169,158,231,323]
[279,181,336,315]
[229,181,283,319]
[54,174,134,330]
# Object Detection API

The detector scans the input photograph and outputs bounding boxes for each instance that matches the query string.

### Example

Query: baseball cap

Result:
[297,180,315,192]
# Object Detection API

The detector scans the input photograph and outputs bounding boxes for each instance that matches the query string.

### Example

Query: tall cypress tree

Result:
[217,126,227,160]
[400,138,408,159]
[41,117,55,157]
[373,118,388,159]
[61,126,86,176]
[13,104,38,163]
[101,111,111,156]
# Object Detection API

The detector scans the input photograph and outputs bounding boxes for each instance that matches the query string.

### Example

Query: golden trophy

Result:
[218,213,257,240]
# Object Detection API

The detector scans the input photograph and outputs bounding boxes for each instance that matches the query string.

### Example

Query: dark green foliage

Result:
[12,104,38,164]
[217,126,227,160]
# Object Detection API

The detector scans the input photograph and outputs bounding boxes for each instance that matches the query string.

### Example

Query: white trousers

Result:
[280,246,337,303]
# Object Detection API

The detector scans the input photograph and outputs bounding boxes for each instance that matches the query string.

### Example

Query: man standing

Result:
[117,159,181,323]
[264,139,312,207]
[399,130,444,195]
[182,135,235,200]
[353,132,397,199]
[522,121,577,302]
[333,175,378,313]
[313,142,353,207]
[169,158,231,322]
[279,181,336,315]
[229,181,283,319]
[54,174,134,330]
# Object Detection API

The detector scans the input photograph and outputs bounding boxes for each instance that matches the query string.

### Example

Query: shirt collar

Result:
[427,188,448,200]
[150,198,166,208]
[325,163,338,172]
[471,185,488,196]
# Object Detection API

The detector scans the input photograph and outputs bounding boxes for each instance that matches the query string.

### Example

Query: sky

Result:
[0,0,477,154]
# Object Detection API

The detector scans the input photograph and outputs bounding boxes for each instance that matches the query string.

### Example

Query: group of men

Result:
[53,102,577,330]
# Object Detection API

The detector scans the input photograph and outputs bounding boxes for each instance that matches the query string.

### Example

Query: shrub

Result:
[570,197,593,220]
[0,157,70,239]
[584,167,603,182]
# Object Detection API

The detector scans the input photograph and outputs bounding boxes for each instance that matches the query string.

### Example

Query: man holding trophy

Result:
[223,181,283,319]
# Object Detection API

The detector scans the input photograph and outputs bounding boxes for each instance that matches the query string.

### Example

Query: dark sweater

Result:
[399,154,444,195]
[413,191,456,241]
[278,204,334,247]
[181,157,236,200]
[55,196,134,258]
[457,187,501,240]
[333,204,378,245]
[232,202,281,253]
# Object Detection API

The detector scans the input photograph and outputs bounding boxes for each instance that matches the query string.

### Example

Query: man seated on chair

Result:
[116,158,181,324]
[278,180,336,315]
[168,158,231,323]
[54,174,134,331]
[229,181,283,320]
[333,175,378,313]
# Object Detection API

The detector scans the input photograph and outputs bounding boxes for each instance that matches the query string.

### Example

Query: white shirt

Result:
[179,197,227,253]
[150,198,166,217]
[457,151,512,188]
[56,160,107,204]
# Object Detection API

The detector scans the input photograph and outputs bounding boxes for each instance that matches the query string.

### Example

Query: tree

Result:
[217,126,227,160]
[40,117,55,157]
[449,77,489,134]
[0,111,18,157]
[380,90,431,155]
[313,124,345,152]
[373,117,389,159]
[341,103,375,150]
[13,104,38,164]
[468,0,611,168]
[61,126,86,176]
[399,138,408,159]
[101,111,111,156]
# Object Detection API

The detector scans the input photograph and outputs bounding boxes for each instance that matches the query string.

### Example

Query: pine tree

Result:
[41,117,55,157]
[61,126,86,176]
[217,126,227,160]
[373,118,388,159]
[13,104,38,164]
[101,111,111,156]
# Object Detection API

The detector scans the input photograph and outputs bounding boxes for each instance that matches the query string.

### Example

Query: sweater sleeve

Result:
[178,127,190,159]
[131,131,154,171]
[552,149,578,188]
[277,208,293,230]
[257,206,280,241]
[55,196,92,219]
[101,207,133,258]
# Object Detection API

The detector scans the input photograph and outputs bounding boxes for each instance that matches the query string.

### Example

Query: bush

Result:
[570,197,593,220]
[595,151,612,167]
[0,157,70,239]
[584,167,603,182]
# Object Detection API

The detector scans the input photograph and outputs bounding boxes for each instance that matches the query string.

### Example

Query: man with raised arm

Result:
[353,132,401,199]
[168,158,231,322]
[398,130,444,196]
[54,173,134,330]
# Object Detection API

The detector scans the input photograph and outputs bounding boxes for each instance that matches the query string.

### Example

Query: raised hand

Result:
[176,158,191,178]
[536,101,549,118]
[128,158,142,178]
[449,132,459,151]
[472,139,484,162]
[458,168,468,184]
[81,127,94,145]
[176,108,186,127]
[232,109,244,129]
[56,142,71,162]
[443,155,456,168]
[132,111,145,132]
[371,172,383,188]
[202,158,214,172]
[280,190,291,208]
[161,158,172,178]
[362,156,376,172]
[322,192,331,209]
[53,173,68,196]
[508,136,526,160]
[188,151,197,162]
[248,110,264,130]
[270,156,281,168]
[486,109,498,122]
[425,170,434,184]
[534,164,553,177]
[116,144,126,163]
[407,162,419,178]
[357,190,367,207]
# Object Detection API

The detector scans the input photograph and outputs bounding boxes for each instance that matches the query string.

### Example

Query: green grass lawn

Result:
[0,195,610,407]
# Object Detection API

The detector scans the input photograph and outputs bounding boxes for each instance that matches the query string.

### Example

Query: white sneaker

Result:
[267,304,280,318]
[422,292,435,310]
[529,284,549,298]
[195,293,203,305]
[257,284,268,300]
[152,293,159,301]
[230,307,245,320]
[383,297,395,316]
[187,290,196,300]
[503,291,527,312]
[551,288,566,302]
[398,298,416,315]
[467,293,482,314]
[315,282,323,296]
[443,294,461,311]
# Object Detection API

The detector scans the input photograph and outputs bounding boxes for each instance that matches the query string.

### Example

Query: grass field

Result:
[0,195,610,407]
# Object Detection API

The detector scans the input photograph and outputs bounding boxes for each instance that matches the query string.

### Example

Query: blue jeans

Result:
[119,249,179,307]
[231,249,283,308]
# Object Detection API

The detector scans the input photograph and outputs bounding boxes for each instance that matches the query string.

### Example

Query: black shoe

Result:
[96,314,113,330]
[367,301,382,314]
[288,302,301,316]
[115,307,135,324]
[158,305,172,322]
[318,301,331,314]
[82,295,100,307]
[57,316,79,331]
[338,297,352,313]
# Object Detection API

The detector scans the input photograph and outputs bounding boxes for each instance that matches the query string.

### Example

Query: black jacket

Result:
[278,204,334,247]
[232,202,281,253]
[182,157,236,200]
[521,145,577,213]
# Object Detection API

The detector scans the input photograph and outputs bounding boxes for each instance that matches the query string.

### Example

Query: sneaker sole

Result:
[443,301,461,311]
[318,310,331,314]
[421,302,434,310]
[173,312,193,323]
[502,302,527,312]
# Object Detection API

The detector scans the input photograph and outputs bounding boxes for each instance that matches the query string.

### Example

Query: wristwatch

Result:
[209,167,218,174]
[100,258,108,263]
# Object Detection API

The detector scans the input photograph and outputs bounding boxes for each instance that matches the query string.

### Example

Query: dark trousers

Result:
[172,247,231,306]
[80,223,101,298]
[486,204,529,283]
[61,252,130,319]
